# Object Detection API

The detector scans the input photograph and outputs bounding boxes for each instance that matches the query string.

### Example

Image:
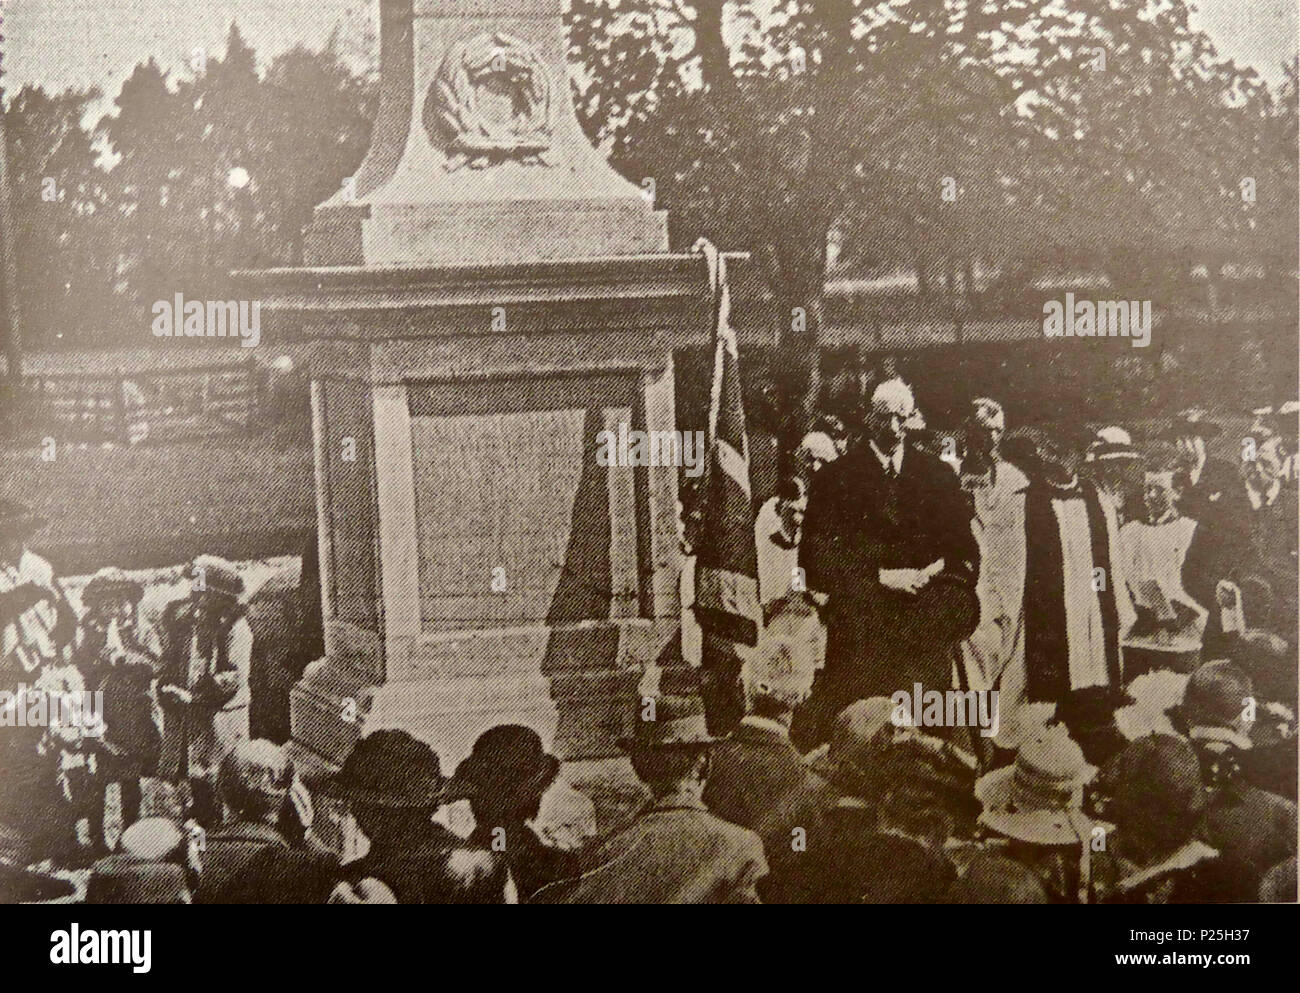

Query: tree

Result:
[2,83,115,351]
[566,0,1297,436]
[96,23,375,341]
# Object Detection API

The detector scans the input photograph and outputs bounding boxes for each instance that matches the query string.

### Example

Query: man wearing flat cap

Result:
[156,555,254,826]
[1172,661,1297,891]
[533,695,768,903]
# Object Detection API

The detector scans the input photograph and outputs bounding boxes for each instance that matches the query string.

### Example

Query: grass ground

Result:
[1,428,315,573]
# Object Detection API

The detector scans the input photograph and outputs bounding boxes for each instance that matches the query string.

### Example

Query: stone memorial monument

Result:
[239,0,761,806]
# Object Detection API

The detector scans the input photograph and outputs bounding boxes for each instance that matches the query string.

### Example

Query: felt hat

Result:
[620,694,715,750]
[326,729,446,809]
[912,569,981,642]
[449,724,561,803]
[1172,660,1253,732]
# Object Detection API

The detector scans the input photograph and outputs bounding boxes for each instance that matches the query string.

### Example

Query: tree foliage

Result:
[2,23,376,349]
[567,0,1297,323]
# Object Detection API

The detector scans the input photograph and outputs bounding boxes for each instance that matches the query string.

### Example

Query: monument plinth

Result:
[238,0,761,792]
[306,0,668,267]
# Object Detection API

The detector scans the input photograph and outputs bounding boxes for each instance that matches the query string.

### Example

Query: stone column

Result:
[237,1,767,819]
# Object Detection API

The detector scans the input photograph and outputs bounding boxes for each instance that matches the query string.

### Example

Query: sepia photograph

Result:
[0,0,1296,955]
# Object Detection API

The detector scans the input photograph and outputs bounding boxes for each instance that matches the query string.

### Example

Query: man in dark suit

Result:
[1185,432,1298,650]
[195,740,336,904]
[1162,411,1239,524]
[795,378,979,748]
[532,696,768,903]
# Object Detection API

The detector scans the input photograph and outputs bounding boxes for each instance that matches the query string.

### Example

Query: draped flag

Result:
[691,239,761,647]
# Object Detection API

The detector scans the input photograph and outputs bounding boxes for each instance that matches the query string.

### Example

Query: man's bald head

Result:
[219,739,293,821]
[867,378,916,451]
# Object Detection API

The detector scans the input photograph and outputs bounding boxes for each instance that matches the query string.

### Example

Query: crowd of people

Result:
[0,372,1296,903]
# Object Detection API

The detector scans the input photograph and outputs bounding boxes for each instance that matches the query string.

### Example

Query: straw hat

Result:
[976,726,1106,846]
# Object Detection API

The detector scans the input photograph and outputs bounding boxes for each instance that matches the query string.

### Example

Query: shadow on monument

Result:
[540,406,624,760]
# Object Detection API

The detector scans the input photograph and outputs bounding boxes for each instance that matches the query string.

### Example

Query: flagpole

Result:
[691,240,762,735]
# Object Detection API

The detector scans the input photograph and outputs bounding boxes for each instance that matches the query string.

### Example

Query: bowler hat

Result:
[913,570,980,642]
[327,729,446,809]
[1172,660,1253,732]
[449,724,561,803]
[620,694,715,750]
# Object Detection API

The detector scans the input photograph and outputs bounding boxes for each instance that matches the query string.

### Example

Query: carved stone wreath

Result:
[429,31,557,170]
